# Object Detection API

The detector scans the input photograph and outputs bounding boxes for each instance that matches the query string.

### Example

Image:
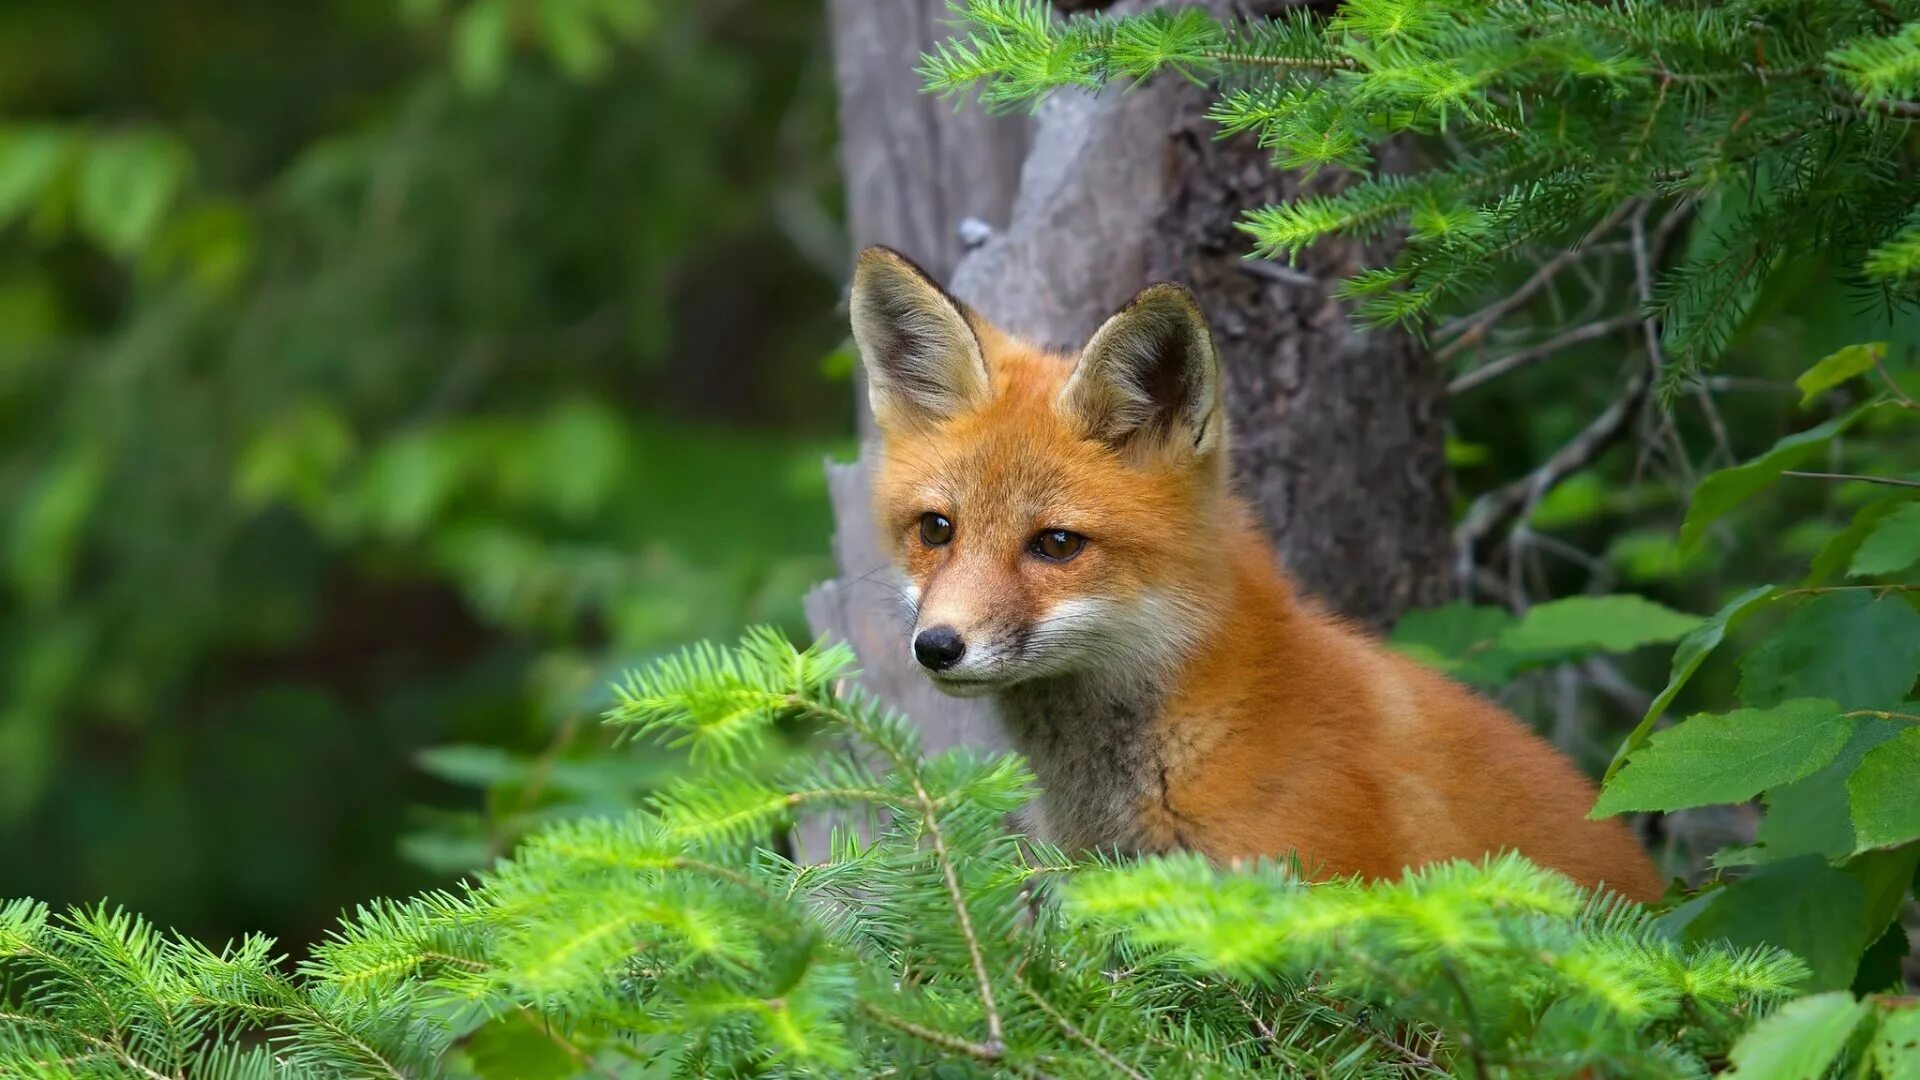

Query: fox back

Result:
[849,246,1663,902]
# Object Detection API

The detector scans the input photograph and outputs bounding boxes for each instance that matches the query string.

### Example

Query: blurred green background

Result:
[0,0,850,950]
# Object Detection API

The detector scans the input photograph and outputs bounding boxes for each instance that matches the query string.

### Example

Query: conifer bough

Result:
[10,630,1914,1077]
[924,0,1920,389]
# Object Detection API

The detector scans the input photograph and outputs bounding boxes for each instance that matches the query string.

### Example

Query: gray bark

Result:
[808,0,1453,785]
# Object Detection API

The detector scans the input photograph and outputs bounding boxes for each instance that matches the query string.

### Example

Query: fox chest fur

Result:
[995,678,1168,855]
[847,245,1664,902]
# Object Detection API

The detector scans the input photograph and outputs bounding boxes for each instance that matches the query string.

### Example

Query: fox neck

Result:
[995,672,1171,856]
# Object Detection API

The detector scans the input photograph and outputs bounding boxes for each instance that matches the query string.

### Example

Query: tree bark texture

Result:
[809,0,1454,767]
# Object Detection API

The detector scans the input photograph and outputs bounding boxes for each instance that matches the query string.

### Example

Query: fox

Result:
[847,245,1664,902]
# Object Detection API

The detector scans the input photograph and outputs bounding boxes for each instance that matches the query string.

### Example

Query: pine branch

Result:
[0,632,1848,1075]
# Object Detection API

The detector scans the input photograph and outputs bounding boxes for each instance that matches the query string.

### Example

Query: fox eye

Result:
[1030,529,1085,562]
[919,512,954,546]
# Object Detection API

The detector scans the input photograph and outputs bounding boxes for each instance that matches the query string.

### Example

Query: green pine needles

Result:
[926,0,1920,387]
[9,629,1913,1077]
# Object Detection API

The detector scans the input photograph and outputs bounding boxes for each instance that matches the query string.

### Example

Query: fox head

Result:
[850,245,1236,696]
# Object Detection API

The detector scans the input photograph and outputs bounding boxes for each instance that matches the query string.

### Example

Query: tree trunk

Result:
[808,0,1453,772]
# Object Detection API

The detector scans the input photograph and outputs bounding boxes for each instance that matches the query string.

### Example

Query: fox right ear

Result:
[849,246,990,432]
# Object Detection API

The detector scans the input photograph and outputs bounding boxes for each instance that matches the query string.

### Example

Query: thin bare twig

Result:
[1585,658,1654,716]
[1841,89,1920,119]
[1241,260,1321,289]
[1448,312,1641,394]
[1454,364,1652,575]
[1781,470,1920,489]
[1626,207,1733,465]
[1845,707,1920,724]
[1774,583,1920,598]
[1875,353,1920,410]
[1436,200,1639,361]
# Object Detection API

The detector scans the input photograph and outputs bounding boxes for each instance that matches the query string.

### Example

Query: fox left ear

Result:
[1060,284,1223,457]
[849,246,991,433]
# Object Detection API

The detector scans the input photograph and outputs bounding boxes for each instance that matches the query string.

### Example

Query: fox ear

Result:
[849,246,990,432]
[1060,284,1223,457]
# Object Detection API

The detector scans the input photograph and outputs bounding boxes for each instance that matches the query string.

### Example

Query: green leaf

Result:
[1497,594,1702,654]
[1526,471,1605,530]
[1593,699,1853,816]
[1851,843,1920,941]
[1388,602,1515,683]
[1851,503,1920,578]
[1680,404,1885,555]
[1757,717,1907,860]
[75,132,191,257]
[454,0,515,92]
[1874,1005,1920,1080]
[1683,856,1865,991]
[415,744,534,790]
[0,126,74,225]
[1739,592,1920,711]
[1849,725,1920,851]
[1795,342,1887,407]
[539,0,612,78]
[6,448,107,609]
[462,1011,581,1080]
[1809,496,1920,585]
[1723,991,1870,1079]
[1605,585,1776,782]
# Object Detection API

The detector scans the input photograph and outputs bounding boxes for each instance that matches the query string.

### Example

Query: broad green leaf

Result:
[1496,594,1701,653]
[415,744,534,789]
[1605,585,1776,782]
[1723,991,1870,1079]
[1809,495,1919,585]
[1683,856,1866,991]
[1849,724,1920,851]
[1758,717,1906,860]
[1593,700,1852,816]
[1849,845,1920,959]
[1526,471,1605,530]
[0,126,73,224]
[539,0,612,78]
[1680,404,1885,555]
[1606,530,1708,584]
[461,1010,580,1080]
[1739,592,1920,711]
[1838,846,1920,995]
[1388,602,1514,683]
[1874,1006,1920,1080]
[233,402,355,512]
[399,0,451,24]
[1795,342,1886,406]
[454,0,515,92]
[75,132,191,257]
[1851,503,1920,577]
[6,448,106,609]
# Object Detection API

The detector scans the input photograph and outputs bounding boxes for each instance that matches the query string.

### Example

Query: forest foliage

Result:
[5,0,1920,1075]
[0,0,846,942]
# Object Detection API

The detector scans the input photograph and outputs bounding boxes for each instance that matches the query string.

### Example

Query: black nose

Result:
[913,626,966,671]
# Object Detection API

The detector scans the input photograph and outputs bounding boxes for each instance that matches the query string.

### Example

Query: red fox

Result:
[849,245,1664,902]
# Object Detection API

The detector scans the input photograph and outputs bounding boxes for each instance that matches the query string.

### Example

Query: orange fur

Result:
[853,247,1662,902]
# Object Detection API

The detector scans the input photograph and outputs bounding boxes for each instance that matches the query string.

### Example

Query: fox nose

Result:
[913,626,966,671]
